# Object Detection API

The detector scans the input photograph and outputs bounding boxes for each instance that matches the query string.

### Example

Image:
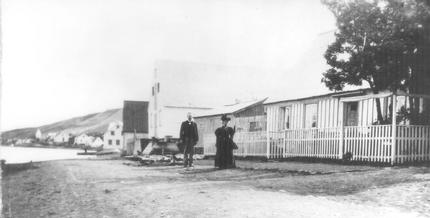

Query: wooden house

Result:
[202,88,430,164]
[194,98,267,156]
[103,121,123,150]
[261,89,430,164]
[122,101,149,155]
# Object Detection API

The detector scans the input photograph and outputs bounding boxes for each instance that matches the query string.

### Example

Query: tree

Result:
[322,0,430,124]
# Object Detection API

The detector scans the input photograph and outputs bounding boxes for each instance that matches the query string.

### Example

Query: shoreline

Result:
[0,146,95,165]
[1,144,82,150]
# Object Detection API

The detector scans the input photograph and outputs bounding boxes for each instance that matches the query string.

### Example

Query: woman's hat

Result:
[221,114,231,121]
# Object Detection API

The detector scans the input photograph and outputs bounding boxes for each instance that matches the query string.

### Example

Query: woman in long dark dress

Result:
[215,114,236,169]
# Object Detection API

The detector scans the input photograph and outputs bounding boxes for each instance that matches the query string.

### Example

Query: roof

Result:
[164,105,212,110]
[122,101,149,133]
[264,88,370,105]
[194,98,267,118]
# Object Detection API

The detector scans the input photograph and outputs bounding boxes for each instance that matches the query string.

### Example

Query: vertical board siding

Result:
[262,96,430,164]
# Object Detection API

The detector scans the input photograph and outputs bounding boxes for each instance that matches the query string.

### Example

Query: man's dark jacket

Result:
[179,120,199,145]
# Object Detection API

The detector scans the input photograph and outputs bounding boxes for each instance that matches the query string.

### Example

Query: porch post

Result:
[266,126,270,159]
[339,126,344,160]
[391,93,397,165]
[338,101,344,160]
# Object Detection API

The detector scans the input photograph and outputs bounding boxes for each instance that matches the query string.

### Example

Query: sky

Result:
[1,0,336,130]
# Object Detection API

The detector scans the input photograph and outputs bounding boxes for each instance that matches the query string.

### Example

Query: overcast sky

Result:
[1,0,335,130]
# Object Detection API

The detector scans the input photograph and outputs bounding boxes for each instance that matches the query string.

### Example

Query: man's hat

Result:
[221,114,231,121]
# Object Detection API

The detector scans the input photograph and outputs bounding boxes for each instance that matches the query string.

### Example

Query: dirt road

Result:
[2,159,429,218]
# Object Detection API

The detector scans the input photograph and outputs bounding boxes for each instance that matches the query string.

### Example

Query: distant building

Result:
[74,133,93,146]
[90,137,104,148]
[45,132,57,141]
[35,129,42,140]
[53,132,70,144]
[122,101,149,155]
[103,121,123,150]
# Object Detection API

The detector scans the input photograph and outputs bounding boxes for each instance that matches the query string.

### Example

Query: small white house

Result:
[74,133,93,146]
[90,137,104,148]
[53,132,70,144]
[103,121,123,150]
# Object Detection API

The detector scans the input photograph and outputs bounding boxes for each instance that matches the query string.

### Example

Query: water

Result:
[0,146,93,164]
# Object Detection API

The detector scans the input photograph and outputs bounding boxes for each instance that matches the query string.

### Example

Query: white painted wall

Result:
[103,121,123,149]
[90,137,104,147]
[265,90,395,132]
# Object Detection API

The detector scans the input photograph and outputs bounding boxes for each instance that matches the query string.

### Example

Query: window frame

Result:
[304,103,318,128]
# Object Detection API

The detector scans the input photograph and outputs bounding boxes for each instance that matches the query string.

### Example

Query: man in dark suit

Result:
[179,112,199,168]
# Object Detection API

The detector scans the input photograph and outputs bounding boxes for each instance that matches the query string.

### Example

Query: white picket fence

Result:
[203,125,430,164]
[203,131,267,157]
[395,125,430,163]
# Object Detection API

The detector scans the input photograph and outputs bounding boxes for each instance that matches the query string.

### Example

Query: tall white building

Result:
[35,129,42,140]
[149,60,269,139]
[103,121,123,150]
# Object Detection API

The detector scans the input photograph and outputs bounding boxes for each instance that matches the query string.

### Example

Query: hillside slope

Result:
[2,108,122,140]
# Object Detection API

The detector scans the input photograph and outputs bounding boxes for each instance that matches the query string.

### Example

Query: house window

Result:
[345,102,359,126]
[116,140,120,145]
[285,107,291,129]
[249,122,257,132]
[152,86,155,96]
[281,107,291,130]
[157,83,160,93]
[304,104,318,128]
[108,140,112,145]
[110,131,115,136]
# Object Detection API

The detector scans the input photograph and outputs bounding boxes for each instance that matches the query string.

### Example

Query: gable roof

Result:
[122,101,149,133]
[194,98,267,118]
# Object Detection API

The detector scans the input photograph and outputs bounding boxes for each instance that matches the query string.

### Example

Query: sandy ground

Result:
[3,158,430,218]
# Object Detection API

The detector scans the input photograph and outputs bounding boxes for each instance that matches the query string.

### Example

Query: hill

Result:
[2,108,122,140]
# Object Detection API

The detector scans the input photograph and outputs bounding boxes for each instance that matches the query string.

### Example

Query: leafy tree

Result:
[322,0,430,124]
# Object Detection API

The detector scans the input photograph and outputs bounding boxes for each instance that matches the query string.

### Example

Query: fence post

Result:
[391,93,397,165]
[338,101,344,160]
[283,130,286,158]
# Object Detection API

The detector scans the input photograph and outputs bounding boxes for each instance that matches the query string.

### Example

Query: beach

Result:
[3,157,430,217]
